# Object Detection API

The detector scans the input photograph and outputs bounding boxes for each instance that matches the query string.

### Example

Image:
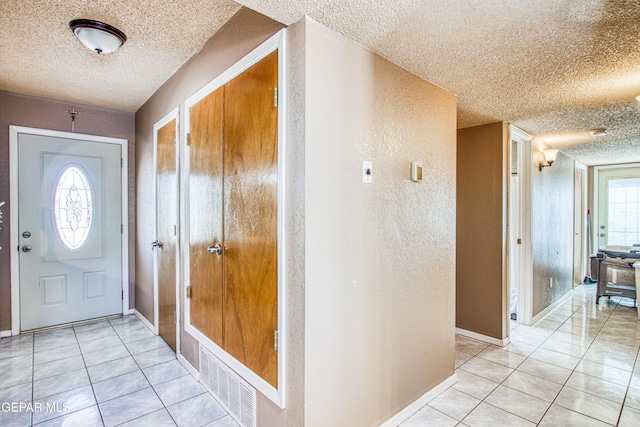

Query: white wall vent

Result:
[199,346,257,427]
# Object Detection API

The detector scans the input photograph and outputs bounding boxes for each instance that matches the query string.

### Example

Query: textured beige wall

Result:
[133,6,288,418]
[0,91,135,332]
[531,149,574,315]
[302,18,457,426]
[456,122,508,340]
[258,17,308,427]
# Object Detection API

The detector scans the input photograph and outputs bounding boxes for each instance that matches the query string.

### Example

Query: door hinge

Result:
[274,330,279,351]
[173,136,177,147]
[517,238,522,244]
[186,286,191,298]
[121,158,123,168]
[174,225,177,236]
[121,224,124,234]
[186,133,191,146]
[174,311,177,324]
[274,87,278,108]
[121,290,124,300]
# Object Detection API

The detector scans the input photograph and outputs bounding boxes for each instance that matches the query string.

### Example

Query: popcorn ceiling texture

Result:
[234,0,640,165]
[2,0,640,165]
[0,0,241,112]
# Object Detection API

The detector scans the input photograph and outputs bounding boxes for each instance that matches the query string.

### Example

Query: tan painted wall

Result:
[456,122,508,340]
[531,148,574,315]
[0,91,135,332]
[301,18,457,426]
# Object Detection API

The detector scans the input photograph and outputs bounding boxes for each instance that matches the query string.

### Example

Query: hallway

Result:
[0,315,236,426]
[401,285,640,426]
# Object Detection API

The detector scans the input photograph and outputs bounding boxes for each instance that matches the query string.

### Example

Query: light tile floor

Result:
[0,315,238,427]
[400,284,640,426]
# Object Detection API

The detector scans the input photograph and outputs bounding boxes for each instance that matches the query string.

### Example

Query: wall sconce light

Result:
[539,148,559,171]
[69,19,127,54]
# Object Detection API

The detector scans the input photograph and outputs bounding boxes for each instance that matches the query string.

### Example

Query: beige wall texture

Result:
[456,122,508,340]
[0,91,135,332]
[531,149,575,316]
[300,18,457,426]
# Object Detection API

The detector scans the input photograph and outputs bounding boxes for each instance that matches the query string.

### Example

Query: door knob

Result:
[208,243,222,255]
[600,233,605,237]
[151,240,163,250]
[22,245,32,253]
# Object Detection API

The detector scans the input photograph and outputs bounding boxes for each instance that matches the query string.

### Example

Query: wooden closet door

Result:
[156,118,177,351]
[189,88,225,344]
[223,51,279,387]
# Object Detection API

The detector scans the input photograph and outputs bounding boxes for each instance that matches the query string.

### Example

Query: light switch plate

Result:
[411,162,423,182]
[363,161,372,183]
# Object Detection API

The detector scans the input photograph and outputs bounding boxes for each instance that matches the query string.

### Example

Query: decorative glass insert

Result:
[53,165,94,249]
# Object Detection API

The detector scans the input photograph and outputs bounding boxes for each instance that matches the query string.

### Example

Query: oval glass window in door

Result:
[53,165,94,249]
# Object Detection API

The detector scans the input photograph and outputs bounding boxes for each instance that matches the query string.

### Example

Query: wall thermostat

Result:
[411,162,423,182]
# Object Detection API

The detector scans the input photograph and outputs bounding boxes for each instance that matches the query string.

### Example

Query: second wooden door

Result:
[189,50,279,387]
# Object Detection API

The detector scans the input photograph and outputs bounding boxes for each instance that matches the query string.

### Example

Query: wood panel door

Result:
[189,87,225,344]
[156,118,177,350]
[223,51,279,387]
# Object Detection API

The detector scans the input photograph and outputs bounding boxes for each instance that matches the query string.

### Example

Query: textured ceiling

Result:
[0,0,241,112]
[1,0,639,165]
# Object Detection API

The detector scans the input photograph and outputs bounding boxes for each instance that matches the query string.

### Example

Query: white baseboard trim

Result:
[178,353,200,380]
[531,288,574,324]
[1,330,12,338]
[455,328,509,347]
[127,308,135,315]
[133,309,157,334]
[379,373,457,427]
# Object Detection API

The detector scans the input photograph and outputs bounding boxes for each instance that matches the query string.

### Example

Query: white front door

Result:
[17,132,123,330]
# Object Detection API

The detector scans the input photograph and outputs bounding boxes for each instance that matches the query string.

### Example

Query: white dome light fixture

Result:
[69,19,127,54]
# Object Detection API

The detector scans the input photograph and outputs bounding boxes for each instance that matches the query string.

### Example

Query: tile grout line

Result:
[110,316,182,427]
[533,293,616,426]
[73,321,108,427]
[30,331,35,427]
[450,288,635,426]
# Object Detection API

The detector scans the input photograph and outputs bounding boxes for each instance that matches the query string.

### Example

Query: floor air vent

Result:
[200,346,257,427]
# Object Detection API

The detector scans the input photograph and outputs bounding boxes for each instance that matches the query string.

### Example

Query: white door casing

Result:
[10,126,129,333]
[509,125,533,327]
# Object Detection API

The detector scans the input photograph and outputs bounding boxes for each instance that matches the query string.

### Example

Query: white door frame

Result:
[509,125,533,326]
[152,108,180,347]
[574,161,588,285]
[9,126,129,335]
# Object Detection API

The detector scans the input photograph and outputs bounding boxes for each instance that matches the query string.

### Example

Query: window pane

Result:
[53,165,94,250]
[608,178,640,246]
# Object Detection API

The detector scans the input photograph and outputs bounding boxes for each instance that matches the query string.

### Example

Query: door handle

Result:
[22,245,32,253]
[207,243,222,255]
[151,240,163,250]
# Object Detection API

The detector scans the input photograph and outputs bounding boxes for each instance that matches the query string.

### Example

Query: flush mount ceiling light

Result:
[589,128,608,137]
[69,19,127,54]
